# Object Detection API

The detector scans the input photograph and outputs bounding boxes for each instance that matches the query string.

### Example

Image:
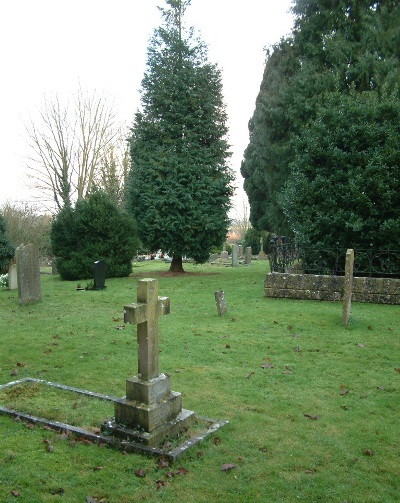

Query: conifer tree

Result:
[125,0,233,272]
[0,214,14,274]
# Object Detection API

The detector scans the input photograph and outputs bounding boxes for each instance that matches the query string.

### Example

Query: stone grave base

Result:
[101,408,196,447]
[0,378,228,461]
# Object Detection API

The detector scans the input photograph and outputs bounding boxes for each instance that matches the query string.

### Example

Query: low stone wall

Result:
[264,272,400,305]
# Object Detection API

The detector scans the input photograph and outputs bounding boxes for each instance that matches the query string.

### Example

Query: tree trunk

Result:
[169,255,185,273]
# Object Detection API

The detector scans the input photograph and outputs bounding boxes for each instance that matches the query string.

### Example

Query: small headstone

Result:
[342,249,354,325]
[16,243,42,305]
[8,263,18,290]
[244,246,252,265]
[257,237,267,260]
[214,290,227,316]
[232,244,239,267]
[93,260,106,290]
[51,257,58,275]
[220,250,229,260]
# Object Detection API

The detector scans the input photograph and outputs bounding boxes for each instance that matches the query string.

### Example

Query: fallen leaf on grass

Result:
[134,468,146,478]
[293,346,300,352]
[357,343,366,348]
[16,362,25,367]
[304,414,320,420]
[282,366,292,374]
[394,368,400,374]
[225,344,231,349]
[10,369,18,376]
[261,362,274,368]
[50,488,64,495]
[364,449,374,456]
[11,490,20,497]
[245,371,255,379]
[340,389,349,395]
[156,457,169,469]
[221,463,236,472]
[93,466,103,471]
[156,480,165,490]
[214,436,221,445]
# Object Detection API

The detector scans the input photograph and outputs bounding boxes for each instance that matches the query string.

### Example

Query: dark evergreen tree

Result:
[241,0,400,235]
[125,0,234,273]
[280,90,400,250]
[51,190,138,281]
[0,214,14,274]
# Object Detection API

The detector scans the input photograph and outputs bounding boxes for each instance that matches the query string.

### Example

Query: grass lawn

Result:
[0,260,399,502]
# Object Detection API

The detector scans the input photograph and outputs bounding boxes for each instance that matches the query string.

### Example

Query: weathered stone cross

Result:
[123,278,170,381]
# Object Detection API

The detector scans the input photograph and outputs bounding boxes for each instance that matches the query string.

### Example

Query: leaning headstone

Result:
[231,244,239,267]
[93,260,106,290]
[103,278,195,446]
[342,249,354,326]
[214,290,227,316]
[244,246,252,265]
[8,263,18,290]
[16,243,42,305]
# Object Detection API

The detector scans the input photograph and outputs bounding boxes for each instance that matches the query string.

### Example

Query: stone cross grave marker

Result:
[108,278,195,445]
[123,278,170,380]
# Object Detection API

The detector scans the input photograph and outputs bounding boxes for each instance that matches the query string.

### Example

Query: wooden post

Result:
[342,249,354,326]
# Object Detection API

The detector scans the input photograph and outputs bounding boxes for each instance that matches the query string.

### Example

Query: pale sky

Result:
[0,0,294,214]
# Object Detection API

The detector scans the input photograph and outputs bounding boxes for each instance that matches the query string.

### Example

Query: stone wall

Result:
[264,272,400,305]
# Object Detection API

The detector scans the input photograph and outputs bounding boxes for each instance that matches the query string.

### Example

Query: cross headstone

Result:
[93,260,106,290]
[15,243,41,305]
[123,278,170,381]
[257,237,267,260]
[110,278,195,445]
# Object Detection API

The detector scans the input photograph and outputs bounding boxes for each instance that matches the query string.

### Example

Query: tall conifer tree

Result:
[126,0,233,272]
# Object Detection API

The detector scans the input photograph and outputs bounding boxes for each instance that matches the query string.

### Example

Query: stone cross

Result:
[123,278,170,381]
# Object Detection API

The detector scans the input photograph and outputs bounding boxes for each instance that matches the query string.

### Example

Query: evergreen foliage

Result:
[125,0,234,272]
[51,190,138,281]
[280,91,400,249]
[241,0,400,240]
[0,213,14,274]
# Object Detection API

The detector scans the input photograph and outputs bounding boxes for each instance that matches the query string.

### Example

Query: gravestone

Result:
[8,263,18,290]
[257,237,267,260]
[342,249,354,325]
[231,244,239,267]
[214,290,227,316]
[93,260,106,290]
[244,246,252,265]
[238,244,244,257]
[220,250,229,260]
[16,243,42,305]
[51,257,58,275]
[104,278,195,446]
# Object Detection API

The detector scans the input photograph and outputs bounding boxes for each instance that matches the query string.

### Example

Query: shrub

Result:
[51,191,139,281]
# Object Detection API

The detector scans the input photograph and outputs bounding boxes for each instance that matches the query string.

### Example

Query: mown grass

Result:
[0,260,399,502]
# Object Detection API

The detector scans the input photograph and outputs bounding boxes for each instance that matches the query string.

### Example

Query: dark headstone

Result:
[93,260,106,290]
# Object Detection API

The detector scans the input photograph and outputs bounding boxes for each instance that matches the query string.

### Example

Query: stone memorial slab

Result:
[245,246,252,265]
[8,263,17,290]
[342,249,354,325]
[16,243,41,305]
[214,290,227,316]
[231,244,239,267]
[93,260,106,290]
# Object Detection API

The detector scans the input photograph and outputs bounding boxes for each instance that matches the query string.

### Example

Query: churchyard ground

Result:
[0,260,399,502]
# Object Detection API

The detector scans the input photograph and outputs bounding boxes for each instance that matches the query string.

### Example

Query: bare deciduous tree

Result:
[26,87,122,211]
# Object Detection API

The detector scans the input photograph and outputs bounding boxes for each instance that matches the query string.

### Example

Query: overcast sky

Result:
[0,0,294,214]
